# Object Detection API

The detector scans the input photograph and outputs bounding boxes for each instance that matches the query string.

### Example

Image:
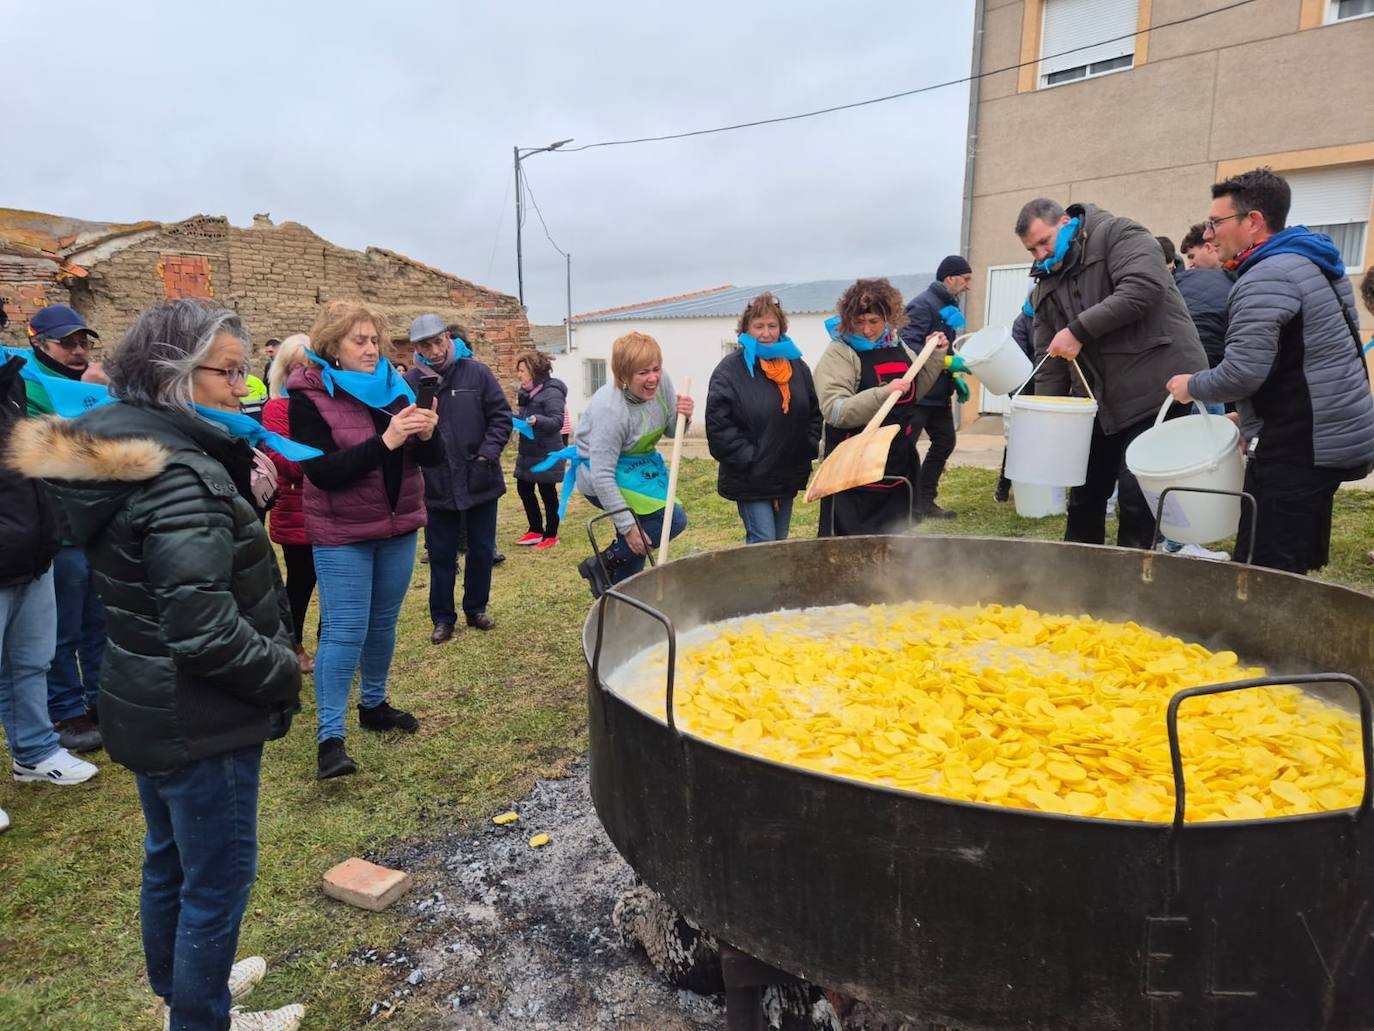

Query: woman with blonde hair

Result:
[705,292,821,543]
[813,278,947,536]
[263,333,317,673]
[287,301,442,780]
[569,331,693,596]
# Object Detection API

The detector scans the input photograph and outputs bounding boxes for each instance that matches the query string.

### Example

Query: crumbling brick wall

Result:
[0,255,73,347]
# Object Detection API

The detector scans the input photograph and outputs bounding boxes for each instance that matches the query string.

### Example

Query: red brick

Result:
[322,857,413,912]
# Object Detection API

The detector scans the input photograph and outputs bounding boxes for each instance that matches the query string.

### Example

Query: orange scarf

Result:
[758,358,793,413]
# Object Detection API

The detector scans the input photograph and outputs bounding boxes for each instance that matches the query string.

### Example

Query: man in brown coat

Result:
[1016,198,1208,549]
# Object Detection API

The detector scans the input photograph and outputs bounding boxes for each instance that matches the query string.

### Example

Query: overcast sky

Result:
[11,1,975,326]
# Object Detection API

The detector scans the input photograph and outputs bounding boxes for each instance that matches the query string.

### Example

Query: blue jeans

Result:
[0,570,61,767]
[425,500,497,624]
[736,497,794,544]
[585,494,687,584]
[136,745,261,1031]
[47,545,106,721]
[312,532,416,743]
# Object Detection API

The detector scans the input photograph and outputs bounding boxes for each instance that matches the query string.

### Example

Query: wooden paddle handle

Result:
[859,336,941,435]
[657,378,691,565]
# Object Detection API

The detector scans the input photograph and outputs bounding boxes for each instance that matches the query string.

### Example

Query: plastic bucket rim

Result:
[1126,418,1240,480]
[1009,395,1098,414]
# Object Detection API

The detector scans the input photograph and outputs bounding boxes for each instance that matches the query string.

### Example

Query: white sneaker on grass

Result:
[1158,540,1230,561]
[230,1004,305,1031]
[0,806,9,833]
[159,956,270,1026]
[12,748,98,784]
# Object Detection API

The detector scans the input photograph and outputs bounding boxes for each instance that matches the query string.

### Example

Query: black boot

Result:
[578,546,623,599]
[358,700,419,733]
[994,477,1011,503]
[317,737,358,780]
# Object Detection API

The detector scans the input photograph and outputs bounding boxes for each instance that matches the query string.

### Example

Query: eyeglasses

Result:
[51,334,92,350]
[195,365,251,386]
[1203,213,1246,233]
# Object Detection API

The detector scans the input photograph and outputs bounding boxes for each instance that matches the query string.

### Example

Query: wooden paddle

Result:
[657,378,691,565]
[804,337,941,503]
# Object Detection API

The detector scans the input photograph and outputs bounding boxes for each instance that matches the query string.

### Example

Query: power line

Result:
[519,165,567,259]
[554,0,1259,154]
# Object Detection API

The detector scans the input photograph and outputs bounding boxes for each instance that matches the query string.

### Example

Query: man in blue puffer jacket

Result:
[901,256,974,519]
[1167,167,1374,573]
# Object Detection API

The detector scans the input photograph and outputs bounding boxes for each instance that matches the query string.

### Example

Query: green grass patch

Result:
[2,460,1372,1027]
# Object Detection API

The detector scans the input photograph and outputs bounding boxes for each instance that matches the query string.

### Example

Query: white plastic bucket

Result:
[1004,356,1098,487]
[1012,481,1066,518]
[957,324,1031,396]
[1126,397,1244,545]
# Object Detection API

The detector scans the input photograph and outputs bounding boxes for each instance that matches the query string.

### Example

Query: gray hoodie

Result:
[575,377,681,534]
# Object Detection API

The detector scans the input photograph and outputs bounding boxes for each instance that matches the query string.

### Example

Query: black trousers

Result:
[1235,459,1355,573]
[280,542,317,646]
[909,403,956,505]
[1065,406,1188,549]
[516,478,561,539]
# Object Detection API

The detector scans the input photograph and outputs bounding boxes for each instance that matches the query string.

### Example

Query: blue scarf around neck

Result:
[738,333,803,376]
[305,349,415,408]
[3,347,115,418]
[414,335,472,369]
[825,315,893,353]
[191,404,324,461]
[1031,216,1081,276]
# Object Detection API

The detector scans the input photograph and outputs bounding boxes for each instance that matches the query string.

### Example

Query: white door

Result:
[980,264,1034,414]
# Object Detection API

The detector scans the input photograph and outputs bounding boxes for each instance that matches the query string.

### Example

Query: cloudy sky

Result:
[11,1,975,325]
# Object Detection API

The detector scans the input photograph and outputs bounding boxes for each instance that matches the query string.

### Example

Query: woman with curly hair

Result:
[813,278,948,536]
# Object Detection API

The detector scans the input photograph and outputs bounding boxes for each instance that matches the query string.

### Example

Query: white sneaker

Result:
[0,806,9,833]
[12,748,98,784]
[1175,542,1229,561]
[159,956,269,1026]
[230,1004,305,1031]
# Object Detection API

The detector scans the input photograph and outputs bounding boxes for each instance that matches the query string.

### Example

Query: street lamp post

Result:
[513,138,572,307]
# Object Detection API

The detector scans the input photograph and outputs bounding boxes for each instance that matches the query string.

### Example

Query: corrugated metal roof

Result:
[572,274,934,323]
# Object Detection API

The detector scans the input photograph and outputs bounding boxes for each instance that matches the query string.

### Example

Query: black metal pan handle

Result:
[824,474,916,537]
[590,587,680,737]
[1150,486,1257,565]
[585,507,654,576]
[1165,673,1374,831]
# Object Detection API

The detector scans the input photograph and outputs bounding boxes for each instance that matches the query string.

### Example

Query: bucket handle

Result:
[1150,486,1258,565]
[1165,673,1374,832]
[1150,394,1233,472]
[1013,353,1097,403]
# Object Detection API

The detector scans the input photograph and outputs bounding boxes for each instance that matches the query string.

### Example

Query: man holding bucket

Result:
[1015,198,1208,549]
[1166,168,1374,574]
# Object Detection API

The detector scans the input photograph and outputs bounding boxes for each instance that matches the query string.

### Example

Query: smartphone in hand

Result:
[414,378,439,410]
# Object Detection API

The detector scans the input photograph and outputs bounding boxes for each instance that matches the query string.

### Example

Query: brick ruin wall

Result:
[4,217,530,393]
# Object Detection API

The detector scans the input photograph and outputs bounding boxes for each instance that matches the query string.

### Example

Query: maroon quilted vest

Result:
[288,365,427,546]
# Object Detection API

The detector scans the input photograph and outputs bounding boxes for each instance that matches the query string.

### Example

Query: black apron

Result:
[818,344,921,537]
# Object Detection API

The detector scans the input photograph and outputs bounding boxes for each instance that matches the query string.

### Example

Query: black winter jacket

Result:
[405,359,513,511]
[1174,268,1232,368]
[0,357,59,587]
[515,377,568,483]
[6,404,301,772]
[900,282,961,405]
[705,350,821,502]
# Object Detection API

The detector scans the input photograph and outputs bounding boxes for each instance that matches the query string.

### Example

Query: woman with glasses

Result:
[287,301,443,780]
[9,298,308,1029]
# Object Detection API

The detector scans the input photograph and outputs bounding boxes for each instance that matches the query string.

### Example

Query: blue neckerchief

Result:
[2,347,115,418]
[532,445,582,519]
[1239,225,1346,280]
[1031,216,1081,276]
[414,335,472,367]
[938,304,967,331]
[191,404,324,461]
[512,416,534,440]
[305,349,414,408]
[738,333,803,377]
[1022,298,1035,317]
[824,315,892,353]
[1364,338,1374,356]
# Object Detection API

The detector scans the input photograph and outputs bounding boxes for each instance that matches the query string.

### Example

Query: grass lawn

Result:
[1,458,1372,1028]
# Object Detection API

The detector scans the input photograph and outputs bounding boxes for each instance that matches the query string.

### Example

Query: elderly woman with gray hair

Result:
[8,298,309,1030]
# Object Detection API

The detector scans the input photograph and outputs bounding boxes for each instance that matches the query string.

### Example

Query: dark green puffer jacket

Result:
[5,403,300,773]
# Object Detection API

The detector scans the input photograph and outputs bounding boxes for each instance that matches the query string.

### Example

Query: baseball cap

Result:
[408,313,447,343]
[29,305,99,341]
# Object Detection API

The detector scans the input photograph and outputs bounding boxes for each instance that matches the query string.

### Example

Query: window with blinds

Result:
[1287,165,1374,269]
[1039,0,1138,88]
[584,358,607,397]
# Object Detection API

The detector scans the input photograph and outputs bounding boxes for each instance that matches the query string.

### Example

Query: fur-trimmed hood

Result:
[7,416,171,484]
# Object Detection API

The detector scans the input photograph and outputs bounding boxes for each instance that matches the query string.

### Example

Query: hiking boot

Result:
[54,714,102,753]
[358,700,419,734]
[578,552,613,599]
[13,748,98,785]
[229,1004,305,1031]
[514,531,543,546]
[316,738,357,780]
[430,622,455,645]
